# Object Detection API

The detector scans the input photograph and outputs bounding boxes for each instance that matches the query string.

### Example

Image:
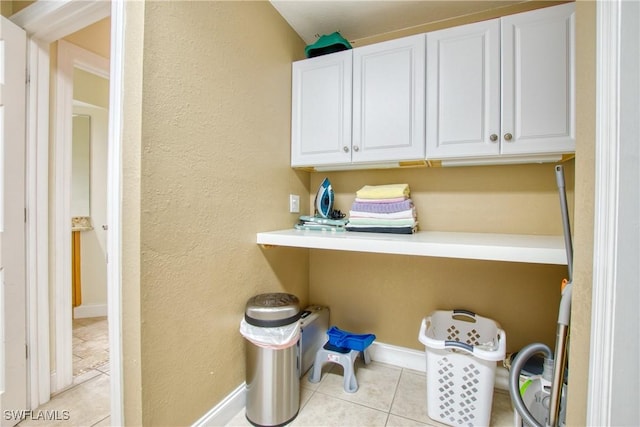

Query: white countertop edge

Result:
[256,229,567,265]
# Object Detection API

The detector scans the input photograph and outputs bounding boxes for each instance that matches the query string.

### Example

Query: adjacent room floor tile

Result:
[19,374,110,427]
[19,317,111,427]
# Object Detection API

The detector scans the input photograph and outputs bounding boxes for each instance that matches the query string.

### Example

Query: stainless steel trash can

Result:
[244,293,302,427]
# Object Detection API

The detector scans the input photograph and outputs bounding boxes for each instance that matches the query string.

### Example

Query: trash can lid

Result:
[245,293,301,327]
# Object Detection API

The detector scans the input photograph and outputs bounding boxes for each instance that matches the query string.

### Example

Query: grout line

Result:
[308,389,390,417]
[90,414,110,427]
[307,363,399,416]
[383,412,391,426]
[301,362,435,426]
[52,370,107,397]
[386,367,404,418]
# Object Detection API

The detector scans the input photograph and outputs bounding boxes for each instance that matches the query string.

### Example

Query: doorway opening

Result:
[57,35,111,397]
[8,1,123,425]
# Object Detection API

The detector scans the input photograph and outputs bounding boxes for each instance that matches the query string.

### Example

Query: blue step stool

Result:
[308,327,376,393]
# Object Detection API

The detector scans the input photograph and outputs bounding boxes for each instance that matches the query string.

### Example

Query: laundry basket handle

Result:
[453,309,475,317]
[444,340,474,353]
[452,309,477,323]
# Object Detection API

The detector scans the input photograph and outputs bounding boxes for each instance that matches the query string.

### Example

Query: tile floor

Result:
[18,317,111,427]
[227,358,515,427]
[17,321,515,427]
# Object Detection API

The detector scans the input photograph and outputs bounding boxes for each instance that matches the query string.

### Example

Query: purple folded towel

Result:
[345,225,417,234]
[351,199,413,214]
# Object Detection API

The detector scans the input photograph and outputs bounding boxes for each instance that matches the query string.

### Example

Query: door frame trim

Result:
[105,2,125,425]
[23,36,52,410]
[9,1,123,423]
[588,1,620,422]
[588,0,639,424]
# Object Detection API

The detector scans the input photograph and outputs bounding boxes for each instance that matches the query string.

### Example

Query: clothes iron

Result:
[314,177,334,218]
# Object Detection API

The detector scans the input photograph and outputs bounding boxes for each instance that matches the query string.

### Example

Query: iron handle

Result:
[343,146,349,153]
[353,145,359,152]
[489,134,498,142]
[504,133,513,141]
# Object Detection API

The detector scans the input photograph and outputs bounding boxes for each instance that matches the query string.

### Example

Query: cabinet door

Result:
[501,2,575,155]
[291,50,352,167]
[426,19,500,159]
[353,34,425,163]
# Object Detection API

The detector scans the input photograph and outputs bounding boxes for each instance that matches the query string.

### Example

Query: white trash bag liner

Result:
[240,318,300,350]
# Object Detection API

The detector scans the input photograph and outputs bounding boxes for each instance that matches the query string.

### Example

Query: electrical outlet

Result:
[289,194,300,213]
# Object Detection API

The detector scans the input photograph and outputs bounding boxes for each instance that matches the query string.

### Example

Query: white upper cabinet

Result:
[426,2,575,161]
[291,50,352,167]
[501,3,575,156]
[352,34,426,163]
[291,34,425,169]
[292,3,575,169]
[426,19,501,158]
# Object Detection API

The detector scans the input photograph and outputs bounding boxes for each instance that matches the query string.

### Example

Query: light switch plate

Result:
[289,194,300,213]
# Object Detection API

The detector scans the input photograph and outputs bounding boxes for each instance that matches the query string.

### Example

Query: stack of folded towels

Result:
[346,183,418,234]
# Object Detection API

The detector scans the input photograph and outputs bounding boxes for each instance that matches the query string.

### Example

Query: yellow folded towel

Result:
[355,183,410,199]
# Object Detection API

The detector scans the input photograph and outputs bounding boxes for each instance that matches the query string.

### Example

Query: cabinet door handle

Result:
[353,145,359,152]
[490,134,498,142]
[343,146,349,153]
[504,133,513,141]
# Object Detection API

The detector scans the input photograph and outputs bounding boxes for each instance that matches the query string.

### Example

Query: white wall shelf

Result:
[257,229,567,265]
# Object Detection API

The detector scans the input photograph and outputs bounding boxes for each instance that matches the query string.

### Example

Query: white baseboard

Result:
[73,303,108,318]
[369,341,426,372]
[192,382,246,427]
[192,341,509,426]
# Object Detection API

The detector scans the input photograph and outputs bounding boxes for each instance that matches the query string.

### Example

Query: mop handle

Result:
[550,165,574,427]
[555,165,574,282]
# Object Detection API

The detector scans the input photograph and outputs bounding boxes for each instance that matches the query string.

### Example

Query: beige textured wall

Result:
[1,2,12,17]
[352,1,572,46]
[2,1,34,17]
[73,68,109,108]
[310,162,574,352]
[125,2,308,425]
[64,17,111,59]
[566,1,595,424]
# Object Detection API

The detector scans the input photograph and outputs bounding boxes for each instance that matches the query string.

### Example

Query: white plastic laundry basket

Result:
[418,310,506,427]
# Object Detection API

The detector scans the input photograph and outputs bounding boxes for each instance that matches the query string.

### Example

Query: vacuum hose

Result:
[509,343,553,427]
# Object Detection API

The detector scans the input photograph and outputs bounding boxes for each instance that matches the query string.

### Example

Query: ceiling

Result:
[270,1,526,46]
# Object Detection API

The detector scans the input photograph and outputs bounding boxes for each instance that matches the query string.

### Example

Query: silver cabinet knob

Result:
[490,134,498,142]
[504,133,513,141]
[343,146,349,153]
[353,145,359,152]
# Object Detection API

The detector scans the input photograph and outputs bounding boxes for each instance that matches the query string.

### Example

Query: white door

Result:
[425,19,500,159]
[291,50,352,167]
[353,34,425,163]
[501,2,575,155]
[0,15,27,427]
